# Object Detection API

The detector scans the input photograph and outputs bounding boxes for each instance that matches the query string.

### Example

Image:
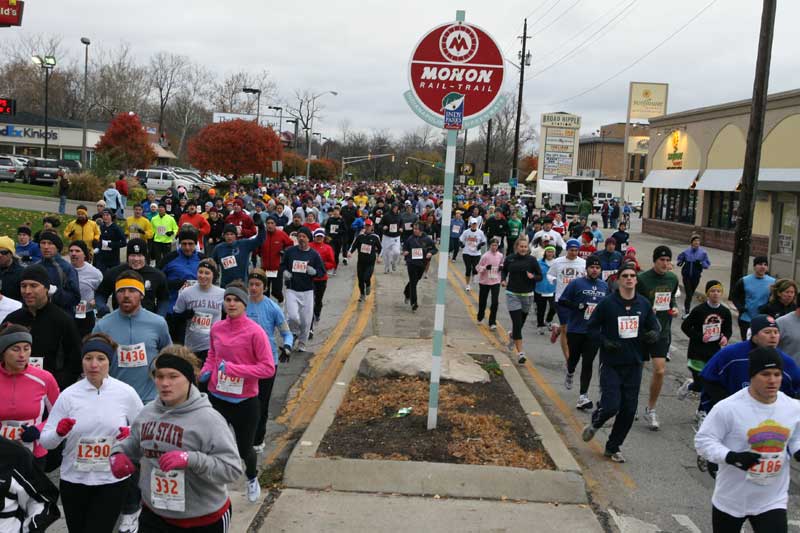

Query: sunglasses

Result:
[0,250,10,255]
[620,273,636,279]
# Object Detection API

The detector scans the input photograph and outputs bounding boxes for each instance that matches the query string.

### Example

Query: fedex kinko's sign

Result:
[405,21,506,130]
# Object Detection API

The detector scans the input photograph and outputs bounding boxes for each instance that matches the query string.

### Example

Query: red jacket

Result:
[115,178,129,196]
[225,210,256,238]
[179,212,212,251]
[309,241,336,281]
[258,229,294,271]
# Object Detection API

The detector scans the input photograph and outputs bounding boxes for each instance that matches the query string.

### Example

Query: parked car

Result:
[21,158,64,185]
[57,159,82,173]
[0,155,17,182]
[134,169,204,192]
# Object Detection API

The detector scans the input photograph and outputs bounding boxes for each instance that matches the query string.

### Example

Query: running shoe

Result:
[342,258,348,265]
[331,269,337,276]
[253,443,265,454]
[392,263,397,272]
[119,510,141,533]
[297,342,307,352]
[538,326,546,335]
[549,325,560,344]
[506,338,515,352]
[465,285,471,292]
[644,407,660,431]
[576,395,593,410]
[247,478,261,503]
[564,371,574,390]
[412,304,418,312]
[581,424,596,442]
[517,353,527,364]
[676,378,693,401]
[405,296,410,305]
[604,450,626,463]
[489,324,497,331]
[365,285,371,295]
[308,328,314,340]
[358,295,364,302]
[451,258,456,263]
[424,274,428,279]
[681,312,690,320]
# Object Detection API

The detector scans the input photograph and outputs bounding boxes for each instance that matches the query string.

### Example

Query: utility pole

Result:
[483,119,492,194]
[730,0,777,290]
[461,129,468,173]
[511,18,530,198]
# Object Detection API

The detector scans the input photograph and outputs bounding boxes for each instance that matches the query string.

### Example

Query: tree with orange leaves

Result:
[95,112,157,171]
[188,119,282,176]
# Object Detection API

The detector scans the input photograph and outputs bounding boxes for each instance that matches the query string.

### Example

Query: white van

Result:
[593,191,614,211]
[135,169,200,191]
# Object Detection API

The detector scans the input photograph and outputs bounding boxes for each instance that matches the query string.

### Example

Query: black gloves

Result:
[279,345,291,363]
[725,451,761,471]
[21,425,41,443]
[602,338,621,352]
[577,302,587,311]
[166,231,174,237]
[642,330,660,344]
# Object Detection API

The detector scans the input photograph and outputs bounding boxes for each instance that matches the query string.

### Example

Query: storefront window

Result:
[706,191,739,230]
[776,192,798,256]
[16,146,42,157]
[651,188,697,224]
[0,145,11,154]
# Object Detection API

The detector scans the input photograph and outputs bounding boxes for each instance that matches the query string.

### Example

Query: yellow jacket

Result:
[125,215,154,240]
[64,219,100,247]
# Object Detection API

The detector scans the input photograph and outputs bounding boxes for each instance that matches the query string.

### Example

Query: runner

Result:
[402,223,438,312]
[94,208,127,273]
[0,324,60,468]
[449,210,466,262]
[534,246,558,335]
[547,239,586,362]
[559,255,608,410]
[348,219,382,302]
[63,205,100,251]
[475,238,503,329]
[68,239,103,337]
[210,222,265,288]
[610,221,630,253]
[597,238,623,285]
[15,225,41,266]
[0,235,23,302]
[258,216,294,303]
[200,282,275,502]
[730,256,775,340]
[150,203,179,265]
[582,262,660,462]
[758,279,798,319]
[323,206,344,274]
[459,219,486,292]
[282,227,325,350]
[777,306,800,361]
[695,347,800,533]
[677,235,711,318]
[246,269,293,453]
[501,236,542,364]
[110,345,243,530]
[160,228,205,339]
[380,204,403,274]
[36,231,81,313]
[309,229,336,330]
[678,280,733,414]
[40,333,143,533]
[173,259,225,361]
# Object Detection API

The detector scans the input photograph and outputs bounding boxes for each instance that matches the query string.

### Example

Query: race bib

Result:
[266,270,278,279]
[157,225,167,236]
[28,357,43,369]
[236,225,242,236]
[101,240,111,251]
[452,226,460,235]
[151,469,185,512]
[487,270,500,282]
[75,436,112,472]
[216,370,243,395]
[584,303,597,320]
[0,420,34,451]
[562,277,574,286]
[130,232,140,240]
[404,223,412,231]
[75,300,87,319]
[389,224,398,233]
[703,323,721,342]
[602,270,615,281]
[620,242,627,252]
[375,217,381,225]
[190,311,213,332]
[329,224,338,234]
[118,343,147,368]
[292,260,308,274]
[617,316,639,339]
[746,452,783,486]
[653,291,671,312]
[360,244,372,254]
[411,248,423,260]
[220,255,237,269]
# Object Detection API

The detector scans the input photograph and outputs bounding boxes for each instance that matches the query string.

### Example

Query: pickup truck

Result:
[21,158,64,185]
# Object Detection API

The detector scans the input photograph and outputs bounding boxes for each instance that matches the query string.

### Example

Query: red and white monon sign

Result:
[408,21,505,122]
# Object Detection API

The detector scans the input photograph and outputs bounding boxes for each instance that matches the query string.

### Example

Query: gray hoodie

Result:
[113,385,243,520]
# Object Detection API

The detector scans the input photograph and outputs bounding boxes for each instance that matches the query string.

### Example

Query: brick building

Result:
[577,123,650,181]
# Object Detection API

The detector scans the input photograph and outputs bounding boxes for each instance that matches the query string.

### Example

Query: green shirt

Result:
[151,213,178,244]
[508,218,523,239]
[637,268,679,336]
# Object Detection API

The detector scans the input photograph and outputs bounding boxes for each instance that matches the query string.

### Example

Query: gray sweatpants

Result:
[285,289,315,344]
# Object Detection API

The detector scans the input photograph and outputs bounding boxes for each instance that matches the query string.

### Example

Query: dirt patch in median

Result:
[317,354,554,470]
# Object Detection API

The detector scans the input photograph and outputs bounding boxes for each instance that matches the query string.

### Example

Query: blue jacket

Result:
[95,221,127,271]
[40,255,81,314]
[700,340,800,412]
[211,227,265,287]
[247,298,293,365]
[158,250,205,311]
[450,219,465,240]
[596,250,623,279]
[535,259,556,295]
[93,306,172,402]
[676,246,710,280]
[280,247,325,293]
[15,242,41,265]
[587,291,660,366]
[559,276,609,334]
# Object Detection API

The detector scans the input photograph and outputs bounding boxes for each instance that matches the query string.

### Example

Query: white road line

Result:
[673,514,702,533]
[608,509,661,532]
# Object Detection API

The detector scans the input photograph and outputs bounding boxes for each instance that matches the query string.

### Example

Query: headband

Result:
[76,208,88,216]
[224,286,249,305]
[543,246,556,253]
[115,278,145,295]
[706,283,723,295]
[249,271,268,286]
[154,354,196,385]
[81,339,115,360]
[0,332,33,355]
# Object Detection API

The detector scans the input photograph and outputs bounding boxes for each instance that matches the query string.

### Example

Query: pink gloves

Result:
[56,418,76,437]
[109,453,136,478]
[159,450,189,472]
[116,426,131,441]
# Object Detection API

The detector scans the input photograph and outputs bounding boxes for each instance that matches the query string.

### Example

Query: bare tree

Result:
[284,89,329,150]
[211,70,277,115]
[166,63,214,161]
[89,43,150,120]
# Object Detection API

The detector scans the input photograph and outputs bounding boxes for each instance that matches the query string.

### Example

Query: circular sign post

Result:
[404,10,506,430]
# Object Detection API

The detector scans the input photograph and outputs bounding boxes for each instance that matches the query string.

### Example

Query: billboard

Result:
[628,82,669,120]
[627,135,650,155]
[538,113,580,180]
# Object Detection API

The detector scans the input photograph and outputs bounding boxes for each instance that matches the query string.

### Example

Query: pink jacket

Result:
[0,364,60,458]
[475,250,504,286]
[203,313,275,400]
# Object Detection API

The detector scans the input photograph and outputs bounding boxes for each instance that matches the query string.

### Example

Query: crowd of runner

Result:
[1,177,799,533]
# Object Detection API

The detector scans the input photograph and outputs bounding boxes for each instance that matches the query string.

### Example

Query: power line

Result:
[529,0,586,39]
[500,0,551,58]
[536,0,719,107]
[526,0,639,81]
[528,0,565,28]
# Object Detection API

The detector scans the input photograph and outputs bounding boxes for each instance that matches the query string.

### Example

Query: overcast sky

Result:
[9,0,800,143]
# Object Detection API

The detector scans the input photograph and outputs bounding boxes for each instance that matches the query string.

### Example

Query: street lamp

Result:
[80,37,91,167]
[286,118,298,148]
[322,136,332,159]
[305,90,338,178]
[268,105,283,136]
[32,54,56,158]
[242,87,262,126]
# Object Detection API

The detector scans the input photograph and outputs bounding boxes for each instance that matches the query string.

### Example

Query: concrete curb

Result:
[283,336,588,504]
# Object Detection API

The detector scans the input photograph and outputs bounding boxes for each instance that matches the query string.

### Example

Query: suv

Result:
[134,169,202,191]
[0,155,17,182]
[593,192,614,212]
[58,159,83,173]
[21,158,63,185]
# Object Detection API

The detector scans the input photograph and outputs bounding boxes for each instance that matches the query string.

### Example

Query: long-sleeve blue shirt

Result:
[587,291,660,366]
[159,250,205,311]
[211,226,265,287]
[246,297,293,366]
[559,276,609,334]
[280,247,325,293]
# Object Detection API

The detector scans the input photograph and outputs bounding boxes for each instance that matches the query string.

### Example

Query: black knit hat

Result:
[68,240,90,257]
[748,346,783,377]
[176,228,198,243]
[127,239,148,258]
[20,264,50,288]
[38,231,63,251]
[223,224,238,235]
[17,226,32,236]
[585,255,601,269]
[652,245,672,262]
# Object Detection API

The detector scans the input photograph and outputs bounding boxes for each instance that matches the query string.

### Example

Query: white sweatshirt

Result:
[40,376,143,486]
[695,388,800,517]
[547,256,586,300]
[459,228,487,257]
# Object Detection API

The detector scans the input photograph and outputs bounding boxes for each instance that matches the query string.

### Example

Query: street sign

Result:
[467,178,475,186]
[459,175,465,184]
[271,160,283,174]
[405,18,506,130]
[482,172,490,186]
